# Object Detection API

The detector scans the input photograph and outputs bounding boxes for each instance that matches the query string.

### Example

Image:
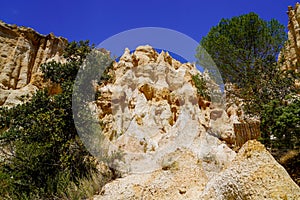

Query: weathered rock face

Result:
[0,21,67,106]
[280,3,300,88]
[200,140,300,200]
[93,45,300,199]
[280,3,300,72]
[95,45,236,173]
[96,140,300,200]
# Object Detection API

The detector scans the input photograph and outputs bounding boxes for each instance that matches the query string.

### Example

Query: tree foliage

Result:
[261,97,300,150]
[240,60,298,116]
[0,41,113,199]
[197,12,287,88]
[197,12,299,153]
[192,74,210,101]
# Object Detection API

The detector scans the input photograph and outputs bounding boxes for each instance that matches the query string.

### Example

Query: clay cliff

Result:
[82,6,300,198]
[280,2,300,89]
[94,46,236,172]
[0,20,67,106]
[91,46,300,199]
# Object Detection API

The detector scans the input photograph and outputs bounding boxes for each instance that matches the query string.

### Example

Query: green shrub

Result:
[260,97,300,150]
[192,74,210,101]
[0,41,115,199]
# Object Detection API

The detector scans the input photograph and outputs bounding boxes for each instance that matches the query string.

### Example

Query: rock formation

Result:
[0,19,299,199]
[200,140,300,200]
[95,140,300,200]
[279,2,300,89]
[280,3,300,73]
[92,46,300,199]
[94,46,236,171]
[0,21,67,106]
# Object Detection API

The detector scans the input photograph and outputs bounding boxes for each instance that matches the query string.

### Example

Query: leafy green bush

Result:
[192,74,210,101]
[0,41,115,199]
[260,97,300,150]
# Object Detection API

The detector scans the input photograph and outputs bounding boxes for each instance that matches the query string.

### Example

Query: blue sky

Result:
[0,0,298,46]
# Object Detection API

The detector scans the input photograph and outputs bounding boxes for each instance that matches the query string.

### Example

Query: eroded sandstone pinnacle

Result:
[93,46,300,199]
[95,46,237,170]
[280,2,300,73]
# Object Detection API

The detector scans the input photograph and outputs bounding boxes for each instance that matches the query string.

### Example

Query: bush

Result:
[192,74,210,100]
[0,41,115,199]
[260,97,300,150]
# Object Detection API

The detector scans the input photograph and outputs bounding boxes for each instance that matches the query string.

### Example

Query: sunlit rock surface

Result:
[93,46,300,199]
[0,21,67,106]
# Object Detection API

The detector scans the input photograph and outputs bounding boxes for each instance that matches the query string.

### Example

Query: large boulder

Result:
[94,140,300,200]
[200,140,300,200]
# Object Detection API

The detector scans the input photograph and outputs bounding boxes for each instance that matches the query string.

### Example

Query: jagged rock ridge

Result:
[95,45,237,172]
[279,2,300,89]
[93,45,300,199]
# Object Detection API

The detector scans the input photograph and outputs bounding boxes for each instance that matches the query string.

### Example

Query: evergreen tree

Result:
[197,12,287,88]
[196,12,299,151]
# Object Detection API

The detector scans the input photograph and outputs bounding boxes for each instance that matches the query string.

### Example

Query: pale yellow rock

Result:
[1,84,38,107]
[0,21,67,107]
[94,46,241,176]
[280,3,300,72]
[93,46,299,200]
[200,140,300,200]
[95,149,209,200]
[94,141,300,200]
